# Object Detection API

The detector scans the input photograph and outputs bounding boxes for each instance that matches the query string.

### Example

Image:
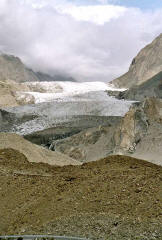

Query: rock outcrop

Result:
[111,34,162,88]
[50,98,162,166]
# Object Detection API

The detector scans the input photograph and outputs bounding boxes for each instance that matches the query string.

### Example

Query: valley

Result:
[0,33,162,239]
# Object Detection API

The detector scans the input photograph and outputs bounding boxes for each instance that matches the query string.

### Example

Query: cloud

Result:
[97,0,119,4]
[58,5,126,25]
[0,0,162,82]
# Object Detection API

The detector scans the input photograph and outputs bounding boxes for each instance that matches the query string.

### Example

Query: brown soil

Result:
[0,148,161,239]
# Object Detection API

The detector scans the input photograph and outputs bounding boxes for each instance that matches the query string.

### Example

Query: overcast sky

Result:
[0,0,162,82]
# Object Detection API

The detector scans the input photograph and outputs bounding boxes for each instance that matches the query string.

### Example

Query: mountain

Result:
[0,53,76,83]
[0,54,38,83]
[0,53,77,107]
[118,71,162,101]
[111,34,162,88]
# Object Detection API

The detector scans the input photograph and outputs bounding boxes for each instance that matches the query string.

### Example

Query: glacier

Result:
[2,81,132,135]
[17,81,127,104]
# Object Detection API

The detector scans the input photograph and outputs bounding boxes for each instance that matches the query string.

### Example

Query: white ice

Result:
[19,81,127,104]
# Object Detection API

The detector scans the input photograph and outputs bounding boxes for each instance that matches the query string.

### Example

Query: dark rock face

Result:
[111,34,162,88]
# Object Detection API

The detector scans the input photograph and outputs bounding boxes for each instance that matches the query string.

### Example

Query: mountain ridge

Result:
[0,53,76,83]
[111,33,162,88]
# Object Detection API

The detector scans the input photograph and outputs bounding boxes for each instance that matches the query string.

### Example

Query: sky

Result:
[107,0,162,10]
[70,0,162,9]
[0,0,162,82]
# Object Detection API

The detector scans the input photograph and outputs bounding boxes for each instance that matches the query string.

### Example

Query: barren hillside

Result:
[0,148,161,239]
[0,133,80,166]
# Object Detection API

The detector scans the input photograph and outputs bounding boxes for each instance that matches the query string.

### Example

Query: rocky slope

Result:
[117,71,162,101]
[0,133,80,166]
[0,54,38,83]
[115,98,162,164]
[50,123,120,163]
[0,80,35,107]
[111,34,162,88]
[0,53,75,83]
[50,97,162,166]
[0,148,161,239]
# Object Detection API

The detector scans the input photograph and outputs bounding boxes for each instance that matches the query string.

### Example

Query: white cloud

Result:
[58,5,126,25]
[0,0,162,82]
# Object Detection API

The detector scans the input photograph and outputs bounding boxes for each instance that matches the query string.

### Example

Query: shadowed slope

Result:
[118,71,162,101]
